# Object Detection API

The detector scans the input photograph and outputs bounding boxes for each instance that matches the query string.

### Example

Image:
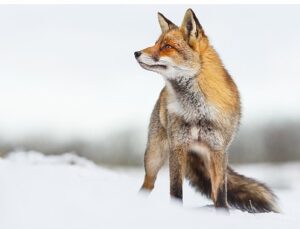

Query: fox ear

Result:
[181,9,203,46]
[158,12,177,33]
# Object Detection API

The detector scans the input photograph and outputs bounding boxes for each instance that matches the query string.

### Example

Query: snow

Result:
[0,151,299,229]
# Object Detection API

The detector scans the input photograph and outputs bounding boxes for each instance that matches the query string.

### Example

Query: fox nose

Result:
[134,51,141,59]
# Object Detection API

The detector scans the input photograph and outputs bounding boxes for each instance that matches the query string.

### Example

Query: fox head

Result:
[134,9,209,80]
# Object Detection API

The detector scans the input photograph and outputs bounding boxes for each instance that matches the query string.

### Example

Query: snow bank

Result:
[0,151,299,229]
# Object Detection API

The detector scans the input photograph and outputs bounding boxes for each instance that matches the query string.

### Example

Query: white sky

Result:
[0,5,299,140]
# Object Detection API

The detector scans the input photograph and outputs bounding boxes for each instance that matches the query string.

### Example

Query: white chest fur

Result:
[165,78,218,122]
[165,80,184,115]
[167,99,184,116]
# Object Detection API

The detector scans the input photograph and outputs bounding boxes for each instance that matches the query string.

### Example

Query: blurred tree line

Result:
[0,120,299,166]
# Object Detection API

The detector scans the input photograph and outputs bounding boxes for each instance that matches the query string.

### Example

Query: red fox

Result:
[134,9,279,213]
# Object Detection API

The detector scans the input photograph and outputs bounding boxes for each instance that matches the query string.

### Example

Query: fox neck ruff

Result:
[165,76,218,123]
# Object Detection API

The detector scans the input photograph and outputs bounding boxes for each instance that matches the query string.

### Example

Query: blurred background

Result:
[0,5,299,166]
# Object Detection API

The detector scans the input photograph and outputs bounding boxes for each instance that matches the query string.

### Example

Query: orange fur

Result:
[198,45,240,114]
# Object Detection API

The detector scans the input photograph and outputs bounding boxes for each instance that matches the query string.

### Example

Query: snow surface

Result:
[0,151,299,229]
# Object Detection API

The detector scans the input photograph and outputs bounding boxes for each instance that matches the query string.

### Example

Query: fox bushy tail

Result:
[186,153,279,213]
[226,167,279,213]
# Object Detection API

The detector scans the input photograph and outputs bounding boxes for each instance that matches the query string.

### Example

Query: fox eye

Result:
[161,44,172,50]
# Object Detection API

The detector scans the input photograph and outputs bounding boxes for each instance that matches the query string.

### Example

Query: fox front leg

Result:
[169,145,187,201]
[140,126,169,192]
[141,142,168,192]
